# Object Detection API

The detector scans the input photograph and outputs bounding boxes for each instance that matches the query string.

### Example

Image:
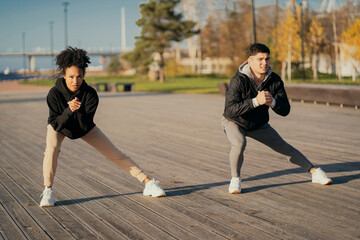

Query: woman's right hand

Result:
[68,97,81,112]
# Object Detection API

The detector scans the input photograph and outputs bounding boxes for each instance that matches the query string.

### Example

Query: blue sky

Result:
[1,0,147,53]
[0,0,348,54]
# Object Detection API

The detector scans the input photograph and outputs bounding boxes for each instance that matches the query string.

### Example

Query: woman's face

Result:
[63,66,84,93]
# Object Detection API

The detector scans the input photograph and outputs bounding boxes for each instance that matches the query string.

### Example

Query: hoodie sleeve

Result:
[224,75,255,118]
[47,88,74,132]
[76,87,99,132]
[271,79,291,116]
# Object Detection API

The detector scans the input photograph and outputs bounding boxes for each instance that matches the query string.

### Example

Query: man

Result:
[221,43,332,194]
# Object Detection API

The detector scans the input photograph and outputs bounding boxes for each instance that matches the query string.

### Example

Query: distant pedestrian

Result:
[222,43,332,194]
[40,47,165,207]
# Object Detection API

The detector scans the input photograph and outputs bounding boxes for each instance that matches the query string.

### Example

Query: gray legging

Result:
[221,117,314,178]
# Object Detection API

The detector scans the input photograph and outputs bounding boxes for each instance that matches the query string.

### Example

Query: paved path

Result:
[0,80,50,92]
[0,90,359,239]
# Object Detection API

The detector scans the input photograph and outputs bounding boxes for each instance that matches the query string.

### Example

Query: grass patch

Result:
[20,74,359,94]
[21,75,229,94]
[131,77,227,93]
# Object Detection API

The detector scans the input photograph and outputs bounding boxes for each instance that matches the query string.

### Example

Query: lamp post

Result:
[22,32,26,80]
[121,7,126,51]
[251,0,257,43]
[49,21,54,73]
[63,2,69,48]
[300,0,305,81]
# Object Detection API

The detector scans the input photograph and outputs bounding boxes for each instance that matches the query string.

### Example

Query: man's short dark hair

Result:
[56,47,91,75]
[246,43,270,57]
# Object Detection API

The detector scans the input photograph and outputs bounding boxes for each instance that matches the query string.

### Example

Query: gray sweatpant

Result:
[221,117,314,178]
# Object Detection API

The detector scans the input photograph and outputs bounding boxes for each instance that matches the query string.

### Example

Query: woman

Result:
[40,47,165,207]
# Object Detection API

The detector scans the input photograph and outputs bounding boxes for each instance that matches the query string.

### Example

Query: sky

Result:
[0,0,350,54]
[0,0,350,72]
[0,0,147,53]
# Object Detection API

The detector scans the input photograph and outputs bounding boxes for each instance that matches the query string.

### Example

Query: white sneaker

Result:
[229,177,241,194]
[40,187,55,207]
[143,179,166,197]
[312,168,332,185]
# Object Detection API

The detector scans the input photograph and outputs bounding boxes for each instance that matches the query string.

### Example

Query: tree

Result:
[123,40,153,73]
[272,8,301,82]
[221,2,251,69]
[107,56,122,75]
[307,19,327,80]
[200,15,219,59]
[341,18,360,81]
[131,0,199,82]
[183,0,201,74]
[200,1,252,72]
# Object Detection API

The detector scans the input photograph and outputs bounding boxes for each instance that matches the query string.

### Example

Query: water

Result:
[0,72,50,81]
[0,55,103,81]
[0,56,52,72]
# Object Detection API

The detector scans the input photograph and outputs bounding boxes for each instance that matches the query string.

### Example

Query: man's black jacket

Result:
[223,70,290,131]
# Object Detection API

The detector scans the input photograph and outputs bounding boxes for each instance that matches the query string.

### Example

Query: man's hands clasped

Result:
[256,91,273,107]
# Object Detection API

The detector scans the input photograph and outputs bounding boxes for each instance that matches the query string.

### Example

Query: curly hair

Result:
[246,43,270,58]
[56,47,91,75]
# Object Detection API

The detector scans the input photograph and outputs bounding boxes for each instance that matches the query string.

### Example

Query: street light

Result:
[63,2,69,48]
[22,32,26,80]
[251,0,257,43]
[49,21,54,73]
[300,0,305,81]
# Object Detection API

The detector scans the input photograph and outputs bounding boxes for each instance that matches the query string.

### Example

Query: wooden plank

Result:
[82,169,256,240]
[0,91,359,240]
[0,197,28,240]
[0,174,50,240]
[0,132,181,239]
[0,166,79,240]
[0,146,145,240]
[82,176,226,239]
[0,146,136,239]
[83,167,303,240]
[0,156,101,239]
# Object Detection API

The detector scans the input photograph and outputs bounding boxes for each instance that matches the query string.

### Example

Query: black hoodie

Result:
[223,62,290,131]
[47,78,99,139]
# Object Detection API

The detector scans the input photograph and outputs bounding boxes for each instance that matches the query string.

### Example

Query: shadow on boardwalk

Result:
[1,91,359,240]
[244,161,360,185]
[165,161,360,196]
[57,161,360,207]
[0,92,170,104]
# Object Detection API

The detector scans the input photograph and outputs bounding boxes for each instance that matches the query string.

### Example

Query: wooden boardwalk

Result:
[0,90,359,240]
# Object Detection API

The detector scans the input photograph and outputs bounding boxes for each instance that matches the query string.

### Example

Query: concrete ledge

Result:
[217,82,228,96]
[285,83,360,108]
[90,82,134,92]
[217,82,360,109]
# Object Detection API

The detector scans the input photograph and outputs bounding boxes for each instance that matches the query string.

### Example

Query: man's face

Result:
[248,52,270,76]
[63,66,84,93]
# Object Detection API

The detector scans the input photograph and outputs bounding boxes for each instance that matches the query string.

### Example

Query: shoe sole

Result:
[322,180,332,185]
[143,193,166,197]
[229,190,240,194]
[40,204,54,207]
[152,193,166,198]
[312,180,332,185]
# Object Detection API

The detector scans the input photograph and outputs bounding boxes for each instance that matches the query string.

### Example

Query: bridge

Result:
[0,51,121,72]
